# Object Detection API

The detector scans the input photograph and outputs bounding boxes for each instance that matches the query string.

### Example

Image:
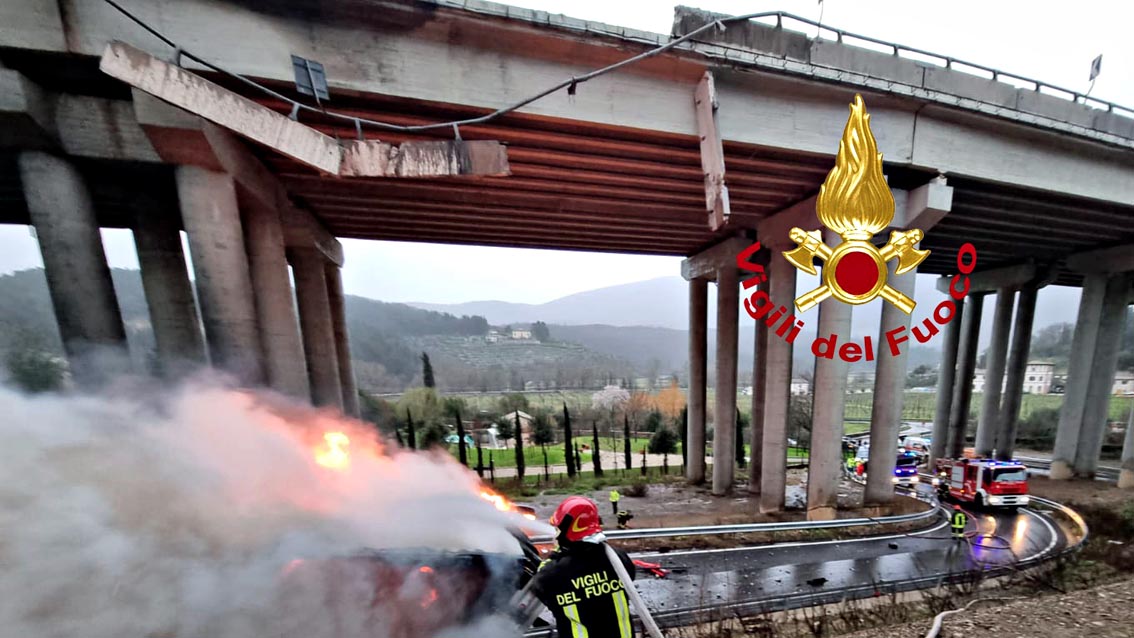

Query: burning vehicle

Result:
[277,430,554,638]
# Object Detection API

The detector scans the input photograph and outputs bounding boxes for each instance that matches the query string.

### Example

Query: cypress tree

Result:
[514,410,525,480]
[592,421,604,477]
[421,352,435,388]
[680,407,688,468]
[476,440,484,477]
[623,414,632,470]
[455,407,468,466]
[736,408,746,470]
[574,442,583,473]
[406,409,417,450]
[563,403,576,478]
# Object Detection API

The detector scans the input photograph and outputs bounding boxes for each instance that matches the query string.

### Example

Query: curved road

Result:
[629,505,1061,623]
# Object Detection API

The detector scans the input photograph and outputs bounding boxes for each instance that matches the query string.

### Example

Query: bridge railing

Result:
[704,11,1134,120]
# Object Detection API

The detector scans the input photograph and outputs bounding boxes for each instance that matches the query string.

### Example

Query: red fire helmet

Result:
[550,496,603,542]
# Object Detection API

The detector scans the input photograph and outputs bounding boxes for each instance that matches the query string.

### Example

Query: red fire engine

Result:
[932,457,1030,508]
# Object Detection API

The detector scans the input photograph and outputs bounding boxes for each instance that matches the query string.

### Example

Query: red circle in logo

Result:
[834,251,879,296]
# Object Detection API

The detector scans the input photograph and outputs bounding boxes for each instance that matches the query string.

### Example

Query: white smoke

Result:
[0,381,542,638]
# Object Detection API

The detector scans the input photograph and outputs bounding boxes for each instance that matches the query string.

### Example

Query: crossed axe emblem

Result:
[783,227,928,314]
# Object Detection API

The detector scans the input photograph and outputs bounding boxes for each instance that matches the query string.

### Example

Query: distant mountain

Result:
[412,274,1084,351]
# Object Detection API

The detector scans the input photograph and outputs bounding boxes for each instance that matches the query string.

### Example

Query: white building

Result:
[510,328,532,340]
[1113,371,1134,396]
[790,378,810,395]
[973,361,1054,394]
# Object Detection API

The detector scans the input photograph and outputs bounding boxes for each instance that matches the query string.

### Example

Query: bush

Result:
[6,348,66,393]
[625,478,650,498]
[1018,407,1059,450]
[648,426,679,455]
[418,422,450,449]
[644,410,663,432]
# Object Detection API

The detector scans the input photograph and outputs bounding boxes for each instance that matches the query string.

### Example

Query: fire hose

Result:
[510,536,665,638]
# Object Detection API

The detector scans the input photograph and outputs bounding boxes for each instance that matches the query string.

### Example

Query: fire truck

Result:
[932,457,1030,508]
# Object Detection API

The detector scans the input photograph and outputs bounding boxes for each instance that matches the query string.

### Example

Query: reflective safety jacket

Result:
[530,543,637,638]
[951,510,967,535]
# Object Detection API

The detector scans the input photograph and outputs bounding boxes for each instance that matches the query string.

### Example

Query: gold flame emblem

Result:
[783,94,928,314]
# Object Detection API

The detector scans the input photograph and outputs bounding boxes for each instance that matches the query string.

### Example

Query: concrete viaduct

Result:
[1,1,1132,510]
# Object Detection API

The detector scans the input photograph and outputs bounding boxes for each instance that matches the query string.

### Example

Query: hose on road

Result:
[924,596,1024,638]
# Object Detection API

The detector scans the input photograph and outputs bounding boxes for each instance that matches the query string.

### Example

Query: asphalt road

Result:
[626,504,1063,620]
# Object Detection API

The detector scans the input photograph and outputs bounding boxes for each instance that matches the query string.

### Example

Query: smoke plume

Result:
[0,381,539,638]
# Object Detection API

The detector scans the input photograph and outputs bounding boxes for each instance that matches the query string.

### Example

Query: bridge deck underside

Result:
[251,92,1131,285]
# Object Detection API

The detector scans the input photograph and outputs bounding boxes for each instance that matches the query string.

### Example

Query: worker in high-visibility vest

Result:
[608,489,621,516]
[530,496,637,638]
[951,505,968,540]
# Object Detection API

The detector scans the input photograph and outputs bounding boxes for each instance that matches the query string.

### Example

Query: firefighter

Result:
[530,496,637,638]
[608,489,621,516]
[951,505,968,540]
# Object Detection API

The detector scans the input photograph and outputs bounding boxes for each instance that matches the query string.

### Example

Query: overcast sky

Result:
[1,0,1129,304]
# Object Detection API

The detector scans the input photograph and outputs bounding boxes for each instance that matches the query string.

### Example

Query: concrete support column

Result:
[974,289,1014,457]
[865,263,916,505]
[947,293,984,459]
[994,285,1038,461]
[747,278,769,496]
[930,296,964,464]
[133,208,205,378]
[325,264,360,417]
[712,264,739,496]
[760,255,796,513]
[243,203,309,399]
[1119,400,1134,489]
[686,279,708,484]
[1074,273,1132,475]
[18,152,130,385]
[806,276,851,520]
[290,247,343,411]
[176,166,265,385]
[1051,274,1107,479]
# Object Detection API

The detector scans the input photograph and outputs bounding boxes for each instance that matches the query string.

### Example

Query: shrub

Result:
[625,478,650,498]
[648,426,679,455]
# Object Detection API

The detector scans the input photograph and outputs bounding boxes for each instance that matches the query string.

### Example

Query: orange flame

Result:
[480,489,512,513]
[314,432,351,470]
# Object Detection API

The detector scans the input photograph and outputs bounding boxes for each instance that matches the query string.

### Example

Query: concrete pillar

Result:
[18,152,130,385]
[806,273,851,520]
[686,279,708,484]
[290,247,343,410]
[712,264,739,496]
[325,264,360,417]
[994,285,1038,461]
[946,293,983,458]
[930,295,964,464]
[133,208,205,378]
[1050,274,1107,479]
[760,255,796,513]
[243,203,309,399]
[1119,399,1134,489]
[974,289,1014,457]
[1073,273,1132,476]
[747,278,769,496]
[865,262,916,505]
[176,166,265,384]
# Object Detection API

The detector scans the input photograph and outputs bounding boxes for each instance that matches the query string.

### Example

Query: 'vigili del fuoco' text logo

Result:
[737,94,978,363]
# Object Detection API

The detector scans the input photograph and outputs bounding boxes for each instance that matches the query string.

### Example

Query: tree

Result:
[736,409,748,469]
[406,410,418,450]
[397,387,442,425]
[420,422,449,449]
[475,440,485,476]
[679,407,688,468]
[531,320,551,342]
[359,392,397,435]
[592,422,604,477]
[514,410,526,480]
[496,417,515,448]
[454,407,468,466]
[624,414,633,470]
[644,410,663,433]
[562,403,576,478]
[574,442,583,473]
[498,392,530,415]
[591,385,630,413]
[649,426,679,455]
[5,348,65,393]
[532,412,555,446]
[421,351,436,388]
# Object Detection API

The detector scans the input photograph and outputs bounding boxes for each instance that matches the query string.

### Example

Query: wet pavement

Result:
[627,505,1063,616]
